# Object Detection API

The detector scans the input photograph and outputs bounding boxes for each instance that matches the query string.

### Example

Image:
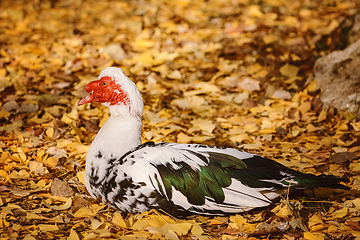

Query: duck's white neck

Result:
[87,115,142,161]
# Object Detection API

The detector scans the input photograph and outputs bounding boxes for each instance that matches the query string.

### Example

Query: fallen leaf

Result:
[112,213,127,228]
[67,229,80,240]
[74,207,96,218]
[280,64,299,78]
[38,224,59,232]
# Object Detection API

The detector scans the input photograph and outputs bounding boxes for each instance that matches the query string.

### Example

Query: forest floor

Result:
[0,0,360,239]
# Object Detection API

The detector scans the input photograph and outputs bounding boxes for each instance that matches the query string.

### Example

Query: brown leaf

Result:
[330,152,359,164]
[50,178,74,198]
[71,197,90,214]
[346,220,360,231]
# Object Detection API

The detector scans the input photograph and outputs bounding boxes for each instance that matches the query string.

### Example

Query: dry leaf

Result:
[112,213,127,228]
[190,119,216,133]
[74,207,96,218]
[280,64,299,78]
[67,229,80,240]
[239,77,260,92]
[38,224,59,232]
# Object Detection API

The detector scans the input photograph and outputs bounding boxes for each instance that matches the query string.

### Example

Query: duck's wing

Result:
[112,142,292,214]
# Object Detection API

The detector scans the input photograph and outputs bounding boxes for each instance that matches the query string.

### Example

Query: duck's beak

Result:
[78,93,97,105]
[78,80,100,105]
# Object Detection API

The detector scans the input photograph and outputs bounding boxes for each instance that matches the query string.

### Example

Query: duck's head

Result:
[78,67,143,118]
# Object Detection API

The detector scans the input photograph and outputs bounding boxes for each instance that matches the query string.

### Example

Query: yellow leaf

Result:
[352,162,360,172]
[136,52,156,66]
[171,222,192,235]
[351,198,360,209]
[275,205,293,218]
[167,70,182,80]
[46,127,54,138]
[184,82,220,96]
[155,51,179,62]
[0,68,6,77]
[77,171,85,185]
[89,203,106,214]
[191,223,203,235]
[242,143,262,150]
[280,64,299,78]
[152,64,170,78]
[97,229,111,238]
[209,219,224,225]
[23,234,36,240]
[291,53,301,61]
[74,207,95,218]
[244,124,259,133]
[3,162,15,172]
[132,219,150,230]
[133,39,156,50]
[307,124,318,132]
[9,169,30,179]
[36,179,47,187]
[171,96,205,110]
[165,229,179,240]
[284,16,299,28]
[298,101,311,114]
[305,142,320,151]
[67,229,79,240]
[26,212,47,220]
[303,232,325,240]
[230,133,251,143]
[38,224,59,232]
[177,132,192,144]
[332,207,348,218]
[61,114,73,124]
[49,198,72,211]
[268,112,283,121]
[318,110,327,122]
[82,108,102,117]
[327,225,338,232]
[248,64,263,74]
[261,118,273,129]
[332,147,347,153]
[28,115,51,124]
[31,152,41,163]
[308,213,326,231]
[91,219,103,230]
[148,216,168,228]
[83,233,96,240]
[337,122,348,131]
[57,139,73,148]
[252,69,268,78]
[230,215,247,228]
[29,161,49,174]
[0,110,10,118]
[263,34,278,44]
[43,157,58,167]
[112,213,127,228]
[222,235,238,240]
[190,119,216,133]
[306,80,318,92]
[246,5,263,17]
[11,188,31,197]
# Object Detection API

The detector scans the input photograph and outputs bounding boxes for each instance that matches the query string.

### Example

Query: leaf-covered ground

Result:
[1,0,360,239]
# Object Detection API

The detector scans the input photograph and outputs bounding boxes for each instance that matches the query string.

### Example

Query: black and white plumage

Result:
[79,67,348,216]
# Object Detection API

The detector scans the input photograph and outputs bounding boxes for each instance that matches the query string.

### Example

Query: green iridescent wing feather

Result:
[154,152,247,205]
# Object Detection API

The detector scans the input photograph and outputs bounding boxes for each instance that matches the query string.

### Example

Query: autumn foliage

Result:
[0,0,360,239]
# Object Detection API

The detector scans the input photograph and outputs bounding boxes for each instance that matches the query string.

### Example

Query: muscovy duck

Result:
[78,67,348,216]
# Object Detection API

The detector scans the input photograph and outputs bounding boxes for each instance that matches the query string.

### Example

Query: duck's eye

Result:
[102,82,108,87]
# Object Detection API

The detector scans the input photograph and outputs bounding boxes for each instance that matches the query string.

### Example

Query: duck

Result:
[78,67,348,216]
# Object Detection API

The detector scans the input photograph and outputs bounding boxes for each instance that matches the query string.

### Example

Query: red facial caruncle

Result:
[78,76,130,106]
